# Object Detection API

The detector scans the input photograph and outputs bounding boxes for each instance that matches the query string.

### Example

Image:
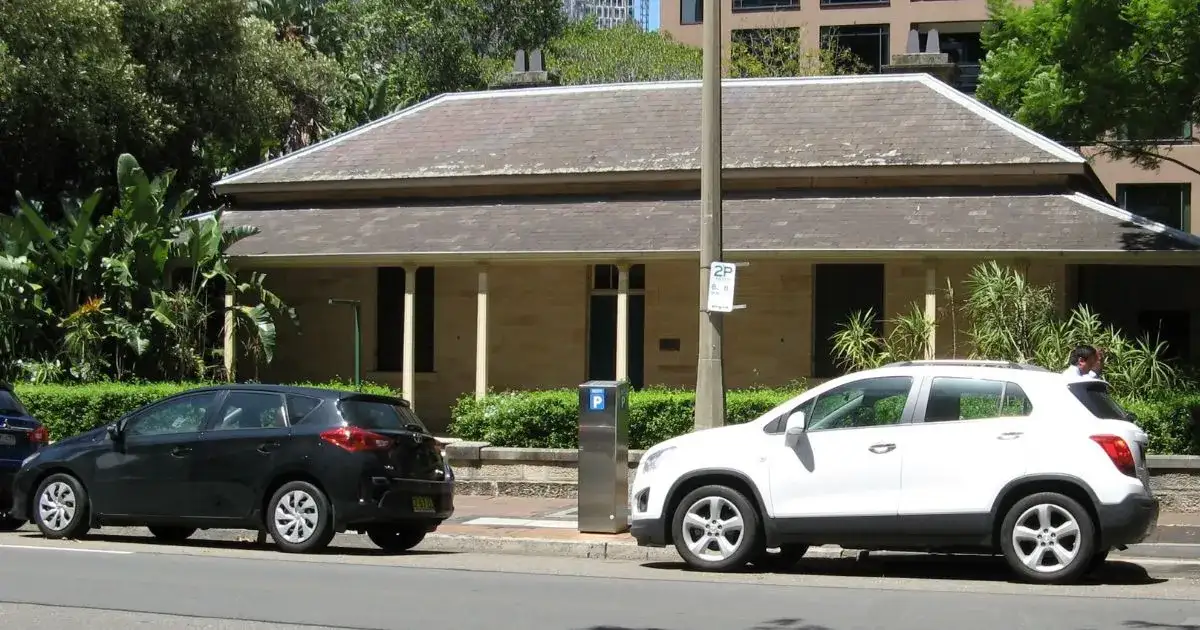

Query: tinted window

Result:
[287,395,323,425]
[212,392,287,431]
[338,399,427,433]
[808,376,913,431]
[0,389,28,416]
[128,393,217,437]
[1070,381,1128,420]
[923,378,1034,422]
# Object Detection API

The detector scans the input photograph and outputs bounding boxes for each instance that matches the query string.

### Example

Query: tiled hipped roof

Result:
[220,193,1200,258]
[214,74,1084,189]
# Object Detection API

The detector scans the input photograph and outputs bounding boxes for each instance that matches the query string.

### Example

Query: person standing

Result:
[1063,344,1102,378]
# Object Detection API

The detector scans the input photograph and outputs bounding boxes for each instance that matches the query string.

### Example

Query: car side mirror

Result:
[106,422,124,441]
[785,410,807,436]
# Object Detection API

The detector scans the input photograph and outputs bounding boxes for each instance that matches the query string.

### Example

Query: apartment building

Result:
[659,0,1198,237]
[565,0,636,28]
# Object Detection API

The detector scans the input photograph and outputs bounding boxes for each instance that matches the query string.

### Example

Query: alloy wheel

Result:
[1011,503,1081,573]
[679,495,745,563]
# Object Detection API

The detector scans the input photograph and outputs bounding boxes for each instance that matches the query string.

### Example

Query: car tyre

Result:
[33,473,91,540]
[366,524,427,553]
[752,544,809,572]
[671,484,762,572]
[148,526,197,543]
[999,491,1096,584]
[266,481,334,554]
[0,517,24,532]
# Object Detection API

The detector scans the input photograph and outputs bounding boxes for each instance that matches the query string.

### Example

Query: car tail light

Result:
[29,426,49,444]
[1091,434,1136,477]
[320,426,391,452]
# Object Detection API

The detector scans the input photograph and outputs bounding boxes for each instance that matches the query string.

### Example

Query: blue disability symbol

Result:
[588,388,606,411]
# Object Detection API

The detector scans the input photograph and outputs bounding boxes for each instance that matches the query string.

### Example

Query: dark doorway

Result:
[1138,310,1191,362]
[813,264,886,378]
[586,264,647,389]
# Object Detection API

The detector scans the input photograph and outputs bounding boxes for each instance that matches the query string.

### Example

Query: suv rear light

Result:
[29,426,49,444]
[1091,434,1136,477]
[320,426,391,452]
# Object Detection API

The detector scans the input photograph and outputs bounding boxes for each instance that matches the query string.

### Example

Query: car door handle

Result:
[170,446,192,457]
[868,443,896,454]
[997,432,1024,440]
[257,441,281,454]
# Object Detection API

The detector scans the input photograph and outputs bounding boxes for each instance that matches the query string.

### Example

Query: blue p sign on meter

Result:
[588,388,606,411]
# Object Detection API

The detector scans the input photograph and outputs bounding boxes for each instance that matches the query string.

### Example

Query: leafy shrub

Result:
[14,380,397,440]
[1116,390,1200,455]
[449,382,806,450]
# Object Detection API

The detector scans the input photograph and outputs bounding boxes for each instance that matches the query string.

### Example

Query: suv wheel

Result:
[148,526,197,543]
[33,473,91,540]
[366,524,427,553]
[672,484,762,572]
[999,492,1096,584]
[266,481,335,554]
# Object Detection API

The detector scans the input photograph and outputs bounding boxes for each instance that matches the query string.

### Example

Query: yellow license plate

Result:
[412,496,435,513]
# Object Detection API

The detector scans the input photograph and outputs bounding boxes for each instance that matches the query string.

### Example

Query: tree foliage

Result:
[979,0,1200,174]
[0,0,345,208]
[510,18,863,87]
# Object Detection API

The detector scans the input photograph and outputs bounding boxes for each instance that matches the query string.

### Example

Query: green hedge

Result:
[450,383,807,450]
[450,383,1200,454]
[14,381,397,440]
[1117,390,1200,455]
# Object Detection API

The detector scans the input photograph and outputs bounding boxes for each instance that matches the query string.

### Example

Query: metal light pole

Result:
[694,0,725,430]
[328,298,362,390]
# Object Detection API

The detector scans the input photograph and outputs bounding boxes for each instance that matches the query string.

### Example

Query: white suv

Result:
[629,360,1159,584]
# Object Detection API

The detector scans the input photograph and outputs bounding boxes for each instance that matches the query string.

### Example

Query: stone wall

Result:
[447,442,1200,511]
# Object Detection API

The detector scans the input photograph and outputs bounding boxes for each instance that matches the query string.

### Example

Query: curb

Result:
[419,533,1200,577]
[420,535,884,563]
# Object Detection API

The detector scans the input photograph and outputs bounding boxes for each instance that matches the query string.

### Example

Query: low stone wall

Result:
[446,442,1200,511]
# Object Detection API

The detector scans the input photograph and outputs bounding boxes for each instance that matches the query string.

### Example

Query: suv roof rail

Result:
[882,359,1052,372]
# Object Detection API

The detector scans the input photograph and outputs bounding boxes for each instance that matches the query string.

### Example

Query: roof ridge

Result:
[1064,192,1200,248]
[912,75,1085,164]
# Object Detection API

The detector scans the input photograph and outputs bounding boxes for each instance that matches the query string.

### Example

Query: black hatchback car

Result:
[10,385,454,553]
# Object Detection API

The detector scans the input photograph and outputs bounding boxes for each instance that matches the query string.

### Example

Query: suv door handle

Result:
[868,443,896,454]
[170,446,192,457]
[257,441,281,454]
[997,432,1024,440]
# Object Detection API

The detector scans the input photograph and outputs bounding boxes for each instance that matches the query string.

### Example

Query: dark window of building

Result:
[1116,183,1191,231]
[734,0,800,11]
[680,0,702,24]
[592,264,646,291]
[820,25,889,73]
[376,266,436,372]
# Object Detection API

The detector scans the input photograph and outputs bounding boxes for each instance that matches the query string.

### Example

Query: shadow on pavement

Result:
[1124,623,1200,630]
[641,554,1166,586]
[578,620,833,630]
[15,530,456,557]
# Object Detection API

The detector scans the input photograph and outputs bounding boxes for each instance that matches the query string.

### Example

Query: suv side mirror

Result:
[785,410,806,436]
[106,421,125,442]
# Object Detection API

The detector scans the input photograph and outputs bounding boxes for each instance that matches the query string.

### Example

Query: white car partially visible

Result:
[629,360,1157,584]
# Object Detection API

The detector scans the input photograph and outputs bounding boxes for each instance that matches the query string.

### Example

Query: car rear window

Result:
[338,398,428,433]
[0,389,28,416]
[1069,381,1128,420]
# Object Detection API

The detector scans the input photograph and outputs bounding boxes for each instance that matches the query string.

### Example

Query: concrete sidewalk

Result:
[435,495,1200,562]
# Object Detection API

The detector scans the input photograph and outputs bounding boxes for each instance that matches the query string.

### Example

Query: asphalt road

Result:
[3,535,1200,630]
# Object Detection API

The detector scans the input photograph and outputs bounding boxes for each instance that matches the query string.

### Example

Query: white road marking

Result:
[0,544,134,555]
[463,517,579,529]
